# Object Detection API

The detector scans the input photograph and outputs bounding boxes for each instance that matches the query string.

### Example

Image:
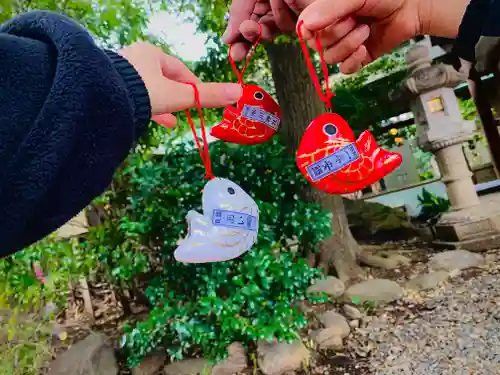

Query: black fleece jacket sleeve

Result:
[0,11,151,256]
[452,0,491,63]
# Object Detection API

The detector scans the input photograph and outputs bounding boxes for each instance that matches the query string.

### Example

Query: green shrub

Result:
[0,308,54,375]
[1,137,332,368]
[0,237,95,375]
[110,138,331,366]
[0,236,97,311]
[122,247,320,364]
[417,188,451,222]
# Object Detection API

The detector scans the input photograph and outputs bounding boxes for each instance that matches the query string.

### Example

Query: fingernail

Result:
[225,84,243,101]
[302,11,320,27]
[360,24,370,37]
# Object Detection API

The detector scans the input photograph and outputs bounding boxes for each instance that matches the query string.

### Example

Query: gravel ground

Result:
[350,250,500,375]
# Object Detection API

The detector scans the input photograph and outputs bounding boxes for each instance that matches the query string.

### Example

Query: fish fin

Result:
[355,131,378,155]
[188,211,210,225]
[186,211,211,234]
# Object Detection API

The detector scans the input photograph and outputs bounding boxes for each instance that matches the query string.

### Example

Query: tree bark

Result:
[267,43,364,282]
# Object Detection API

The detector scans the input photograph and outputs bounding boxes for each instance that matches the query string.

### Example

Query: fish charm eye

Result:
[254,91,264,100]
[323,123,337,136]
[227,187,235,195]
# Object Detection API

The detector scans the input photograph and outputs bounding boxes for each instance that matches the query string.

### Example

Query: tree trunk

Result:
[267,43,364,282]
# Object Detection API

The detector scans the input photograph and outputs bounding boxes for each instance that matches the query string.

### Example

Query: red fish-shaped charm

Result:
[210,84,281,145]
[296,113,402,195]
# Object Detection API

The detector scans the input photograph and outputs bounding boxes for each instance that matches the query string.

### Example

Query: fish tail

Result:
[377,150,403,172]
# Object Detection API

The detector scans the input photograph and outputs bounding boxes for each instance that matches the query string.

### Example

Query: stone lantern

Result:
[390,45,500,250]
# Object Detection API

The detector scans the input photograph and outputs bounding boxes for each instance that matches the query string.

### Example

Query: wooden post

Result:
[469,70,500,178]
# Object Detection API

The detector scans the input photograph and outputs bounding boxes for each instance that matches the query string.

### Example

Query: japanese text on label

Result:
[307,143,360,182]
[241,105,280,130]
[212,209,258,231]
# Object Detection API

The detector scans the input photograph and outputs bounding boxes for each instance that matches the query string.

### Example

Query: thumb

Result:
[160,81,243,114]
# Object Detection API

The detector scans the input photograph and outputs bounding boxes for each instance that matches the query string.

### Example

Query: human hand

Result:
[297,0,425,74]
[222,0,299,61]
[118,42,243,128]
[222,0,360,63]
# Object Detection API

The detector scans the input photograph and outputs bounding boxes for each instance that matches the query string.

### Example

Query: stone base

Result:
[433,231,500,252]
[431,205,500,252]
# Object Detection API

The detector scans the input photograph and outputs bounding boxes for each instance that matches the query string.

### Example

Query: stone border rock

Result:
[46,250,488,375]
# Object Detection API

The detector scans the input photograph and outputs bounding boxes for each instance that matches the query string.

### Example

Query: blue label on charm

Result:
[212,209,258,231]
[307,143,360,182]
[241,105,280,130]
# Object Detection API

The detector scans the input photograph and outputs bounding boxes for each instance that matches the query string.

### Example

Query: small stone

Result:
[448,269,461,278]
[317,310,350,338]
[342,305,363,320]
[164,359,212,375]
[308,329,321,341]
[429,250,484,272]
[345,279,404,305]
[405,271,450,291]
[48,333,118,375]
[257,340,309,375]
[133,351,166,375]
[212,342,247,375]
[313,328,344,350]
[349,320,360,329]
[361,316,373,326]
[485,253,497,263]
[307,276,345,298]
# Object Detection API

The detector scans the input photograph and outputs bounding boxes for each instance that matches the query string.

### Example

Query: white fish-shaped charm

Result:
[174,177,259,263]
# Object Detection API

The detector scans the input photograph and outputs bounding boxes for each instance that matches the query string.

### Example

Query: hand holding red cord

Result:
[118,42,243,129]
[222,0,290,62]
[224,0,469,74]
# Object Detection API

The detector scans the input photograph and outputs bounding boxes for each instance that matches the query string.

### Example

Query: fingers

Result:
[162,82,243,114]
[254,1,271,15]
[271,0,296,32]
[340,44,372,74]
[259,11,275,25]
[159,54,200,83]
[153,113,178,128]
[229,20,276,61]
[323,24,370,64]
[222,0,257,44]
[285,0,313,15]
[240,19,277,42]
[306,17,356,50]
[229,42,251,61]
[364,24,407,62]
[299,0,365,31]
